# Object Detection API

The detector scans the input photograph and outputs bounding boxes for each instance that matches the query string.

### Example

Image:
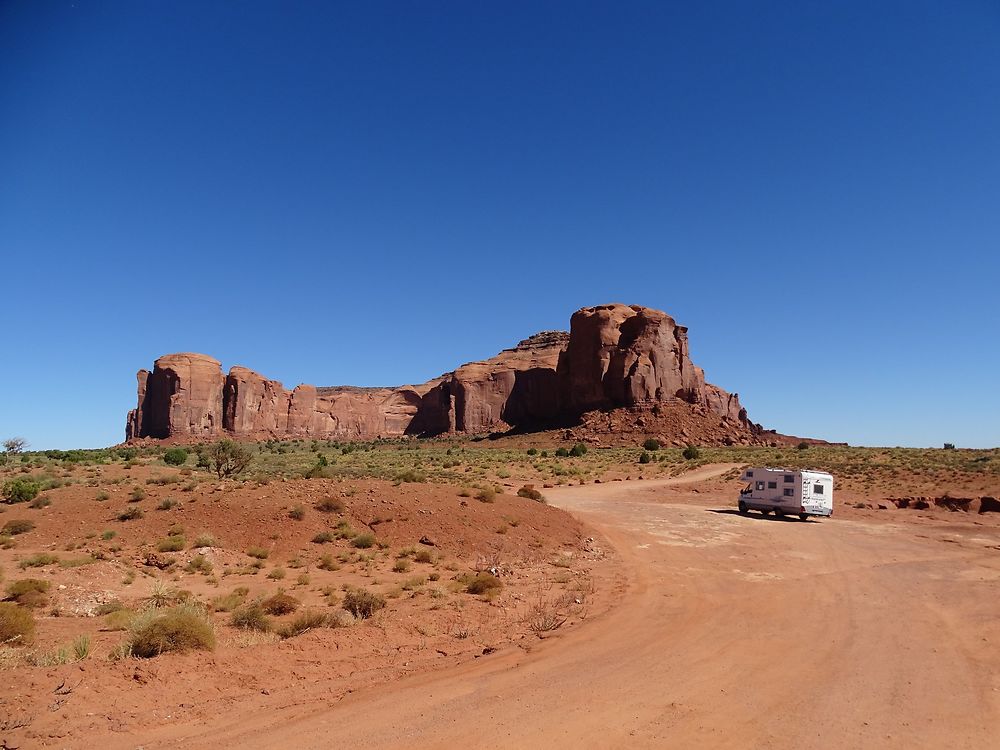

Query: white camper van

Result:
[738,467,834,520]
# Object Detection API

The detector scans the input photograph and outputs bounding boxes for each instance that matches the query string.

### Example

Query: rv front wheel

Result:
[738,501,747,514]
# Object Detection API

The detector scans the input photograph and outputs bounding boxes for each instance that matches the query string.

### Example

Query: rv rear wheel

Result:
[774,509,785,518]
[738,501,747,514]
[760,508,770,516]
[799,513,808,521]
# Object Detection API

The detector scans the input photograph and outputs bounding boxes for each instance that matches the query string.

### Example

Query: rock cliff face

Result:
[126,304,760,443]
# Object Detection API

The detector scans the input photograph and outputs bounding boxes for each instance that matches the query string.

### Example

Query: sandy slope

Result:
[125,465,1000,749]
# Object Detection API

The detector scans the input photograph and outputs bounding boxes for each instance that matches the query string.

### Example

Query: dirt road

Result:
[145,467,1000,749]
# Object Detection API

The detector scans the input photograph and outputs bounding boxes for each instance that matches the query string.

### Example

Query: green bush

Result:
[2,478,40,504]
[569,443,588,457]
[208,440,253,479]
[638,452,652,464]
[797,442,810,451]
[682,445,701,460]
[555,447,570,458]
[642,438,661,451]
[342,588,385,619]
[0,602,35,645]
[163,448,189,466]
[127,604,215,658]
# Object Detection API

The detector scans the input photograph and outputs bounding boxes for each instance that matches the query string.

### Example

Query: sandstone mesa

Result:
[126,303,764,444]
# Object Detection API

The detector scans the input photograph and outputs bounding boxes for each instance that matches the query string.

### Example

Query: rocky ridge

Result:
[126,303,764,444]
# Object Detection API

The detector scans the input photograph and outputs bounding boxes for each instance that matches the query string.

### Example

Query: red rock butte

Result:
[126,303,763,444]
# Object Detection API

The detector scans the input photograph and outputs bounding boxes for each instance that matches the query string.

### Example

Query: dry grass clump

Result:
[246,546,270,560]
[277,609,327,639]
[126,604,215,658]
[102,608,137,631]
[342,588,385,619]
[118,507,144,522]
[230,602,272,632]
[211,587,249,612]
[475,487,496,503]
[261,592,299,615]
[0,602,35,645]
[156,535,186,552]
[191,532,219,548]
[414,549,434,564]
[5,578,50,608]
[19,553,58,569]
[1,519,34,536]
[287,504,306,520]
[465,572,503,596]
[315,496,344,513]
[351,533,375,549]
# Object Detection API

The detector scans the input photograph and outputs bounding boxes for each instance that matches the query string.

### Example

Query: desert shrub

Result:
[394,468,427,483]
[126,604,215,658]
[288,504,306,521]
[392,558,411,573]
[186,555,213,574]
[943,443,956,450]
[517,485,544,501]
[129,487,146,502]
[163,448,188,466]
[261,592,299,615]
[156,535,185,553]
[191,532,219,548]
[157,497,179,511]
[569,442,588,457]
[555,447,570,458]
[318,553,339,571]
[267,567,286,580]
[476,487,496,503]
[312,531,335,544]
[526,448,537,455]
[19,553,58,569]
[0,602,35,645]
[2,478,40,504]
[465,573,503,596]
[277,609,327,639]
[638,452,651,464]
[342,588,385,619]
[72,634,91,660]
[117,447,138,462]
[29,495,52,509]
[0,535,15,550]
[351,533,375,549]
[682,445,700,460]
[102,608,137,631]
[414,549,433,564]
[118,506,144,521]
[212,587,249,612]
[101,529,117,540]
[208,440,253,479]
[6,578,50,607]
[797,442,810,451]
[95,600,125,616]
[246,546,270,559]
[231,602,272,632]
[315,496,344,513]
[95,491,110,501]
[642,438,661,451]
[1,519,35,536]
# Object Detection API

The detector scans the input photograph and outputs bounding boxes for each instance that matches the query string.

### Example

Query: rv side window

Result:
[784,474,793,483]
[755,481,765,491]
[746,470,754,478]
[814,484,824,494]
[767,481,777,489]
[783,488,793,497]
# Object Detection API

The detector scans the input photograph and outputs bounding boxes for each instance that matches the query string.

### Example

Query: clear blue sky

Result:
[1,1,998,449]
